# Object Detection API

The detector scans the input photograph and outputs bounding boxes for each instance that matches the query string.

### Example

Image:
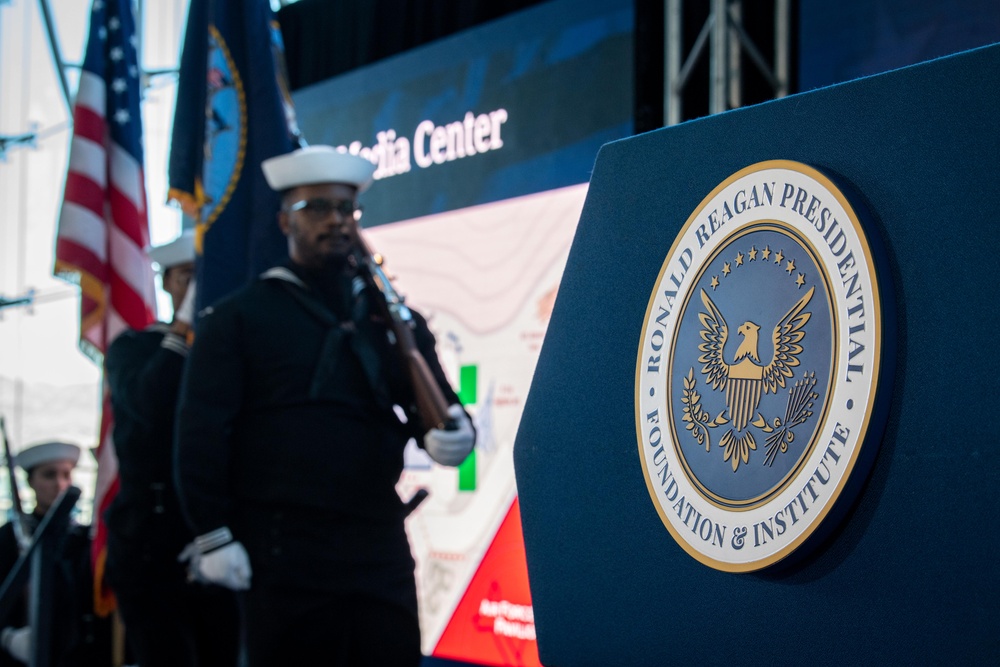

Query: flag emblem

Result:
[200,26,244,229]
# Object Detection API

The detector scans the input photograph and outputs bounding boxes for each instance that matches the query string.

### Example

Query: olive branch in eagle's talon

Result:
[681,368,729,452]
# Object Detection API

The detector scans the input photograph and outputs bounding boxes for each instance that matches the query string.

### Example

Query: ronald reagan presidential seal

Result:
[635,160,894,572]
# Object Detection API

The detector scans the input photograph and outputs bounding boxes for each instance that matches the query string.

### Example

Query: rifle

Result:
[350,229,454,434]
[0,416,30,552]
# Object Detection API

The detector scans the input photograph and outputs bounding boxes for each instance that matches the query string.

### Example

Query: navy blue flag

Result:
[168,0,301,309]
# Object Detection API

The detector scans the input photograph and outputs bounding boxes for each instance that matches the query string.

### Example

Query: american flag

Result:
[53,0,157,616]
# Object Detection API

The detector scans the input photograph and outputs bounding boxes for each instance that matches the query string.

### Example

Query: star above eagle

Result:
[697,285,815,470]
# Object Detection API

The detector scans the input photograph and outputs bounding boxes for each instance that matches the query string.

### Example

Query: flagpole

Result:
[35,0,73,114]
[136,0,144,89]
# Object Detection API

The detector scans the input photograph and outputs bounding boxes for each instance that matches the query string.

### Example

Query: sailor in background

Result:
[0,441,111,666]
[174,145,476,666]
[103,232,240,666]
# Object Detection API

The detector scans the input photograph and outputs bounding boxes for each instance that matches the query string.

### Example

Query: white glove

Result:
[177,541,204,583]
[1,626,31,664]
[174,277,197,325]
[423,404,475,466]
[198,541,252,590]
[193,527,252,590]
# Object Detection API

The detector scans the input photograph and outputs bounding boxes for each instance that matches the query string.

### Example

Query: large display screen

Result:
[292,0,633,664]
[294,0,633,225]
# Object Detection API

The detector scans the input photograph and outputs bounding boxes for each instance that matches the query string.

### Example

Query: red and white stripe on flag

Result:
[53,0,156,616]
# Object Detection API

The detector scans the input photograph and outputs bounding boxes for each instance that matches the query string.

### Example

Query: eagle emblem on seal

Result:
[693,286,816,471]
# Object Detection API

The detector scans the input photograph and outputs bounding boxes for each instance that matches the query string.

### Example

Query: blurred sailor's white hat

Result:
[148,230,196,272]
[261,145,376,193]
[15,441,81,471]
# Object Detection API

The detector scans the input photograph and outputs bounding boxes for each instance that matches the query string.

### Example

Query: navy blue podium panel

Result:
[513,44,1000,666]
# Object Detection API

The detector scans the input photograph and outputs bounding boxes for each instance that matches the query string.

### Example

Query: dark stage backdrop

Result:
[277,0,792,133]
[799,0,1000,91]
[278,0,549,91]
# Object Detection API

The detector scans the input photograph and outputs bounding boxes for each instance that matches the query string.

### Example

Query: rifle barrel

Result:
[0,417,30,550]
[352,232,452,432]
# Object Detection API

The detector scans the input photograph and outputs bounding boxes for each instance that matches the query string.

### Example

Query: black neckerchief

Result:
[262,262,390,408]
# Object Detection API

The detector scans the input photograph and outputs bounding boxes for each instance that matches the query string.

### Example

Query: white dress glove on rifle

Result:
[193,527,252,590]
[174,278,197,325]
[423,404,475,466]
[1,626,31,664]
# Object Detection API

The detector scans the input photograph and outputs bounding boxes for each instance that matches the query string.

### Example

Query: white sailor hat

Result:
[261,145,376,193]
[15,441,81,471]
[148,230,196,272]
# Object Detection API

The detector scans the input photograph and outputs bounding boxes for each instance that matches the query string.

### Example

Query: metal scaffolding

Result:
[0,1,69,160]
[665,0,791,125]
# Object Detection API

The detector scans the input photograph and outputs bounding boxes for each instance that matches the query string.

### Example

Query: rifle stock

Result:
[351,230,452,433]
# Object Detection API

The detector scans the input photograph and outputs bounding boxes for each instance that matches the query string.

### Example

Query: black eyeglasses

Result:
[286,198,363,221]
